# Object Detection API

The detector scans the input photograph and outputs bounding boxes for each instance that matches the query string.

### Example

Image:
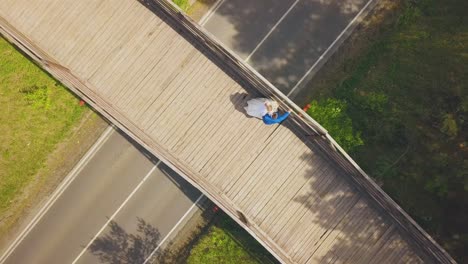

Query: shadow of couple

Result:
[229,92,254,118]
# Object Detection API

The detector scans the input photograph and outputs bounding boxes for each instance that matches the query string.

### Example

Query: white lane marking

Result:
[245,0,301,62]
[199,0,226,26]
[287,0,376,96]
[143,194,205,264]
[71,163,160,264]
[0,126,115,264]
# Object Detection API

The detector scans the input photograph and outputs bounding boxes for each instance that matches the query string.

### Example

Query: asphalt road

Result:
[0,128,202,264]
[202,0,373,96]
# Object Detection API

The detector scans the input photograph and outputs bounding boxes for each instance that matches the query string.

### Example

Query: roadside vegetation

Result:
[305,0,467,261]
[187,212,278,264]
[173,0,190,11]
[0,37,100,237]
[173,0,217,21]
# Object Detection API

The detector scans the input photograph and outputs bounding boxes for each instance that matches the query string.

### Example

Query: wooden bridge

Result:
[0,0,454,263]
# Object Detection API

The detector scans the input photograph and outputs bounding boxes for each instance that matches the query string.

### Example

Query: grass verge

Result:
[173,0,191,11]
[0,36,108,244]
[301,0,467,261]
[186,212,278,264]
[173,0,217,22]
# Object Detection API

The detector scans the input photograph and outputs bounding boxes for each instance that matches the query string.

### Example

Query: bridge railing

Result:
[145,0,455,263]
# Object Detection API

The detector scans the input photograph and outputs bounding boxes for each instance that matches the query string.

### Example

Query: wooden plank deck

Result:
[0,0,453,263]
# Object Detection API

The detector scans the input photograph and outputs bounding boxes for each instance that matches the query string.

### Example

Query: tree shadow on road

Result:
[89,218,178,264]
[204,0,368,94]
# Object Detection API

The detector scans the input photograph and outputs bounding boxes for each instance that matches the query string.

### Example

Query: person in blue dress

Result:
[262,111,290,125]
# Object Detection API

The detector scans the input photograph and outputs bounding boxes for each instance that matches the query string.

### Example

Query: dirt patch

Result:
[0,109,108,252]
[187,0,217,22]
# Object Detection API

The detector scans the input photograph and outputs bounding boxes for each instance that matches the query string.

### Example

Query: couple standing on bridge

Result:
[244,98,290,125]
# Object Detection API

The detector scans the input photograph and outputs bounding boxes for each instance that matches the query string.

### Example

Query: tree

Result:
[307,99,363,152]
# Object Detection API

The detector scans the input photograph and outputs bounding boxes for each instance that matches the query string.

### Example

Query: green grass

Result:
[306,0,467,261]
[187,213,278,264]
[173,0,190,11]
[0,37,86,216]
